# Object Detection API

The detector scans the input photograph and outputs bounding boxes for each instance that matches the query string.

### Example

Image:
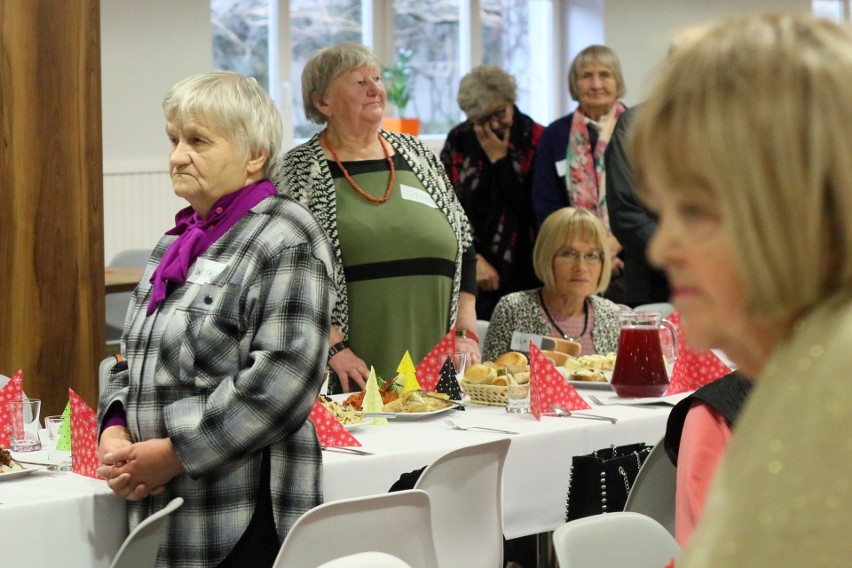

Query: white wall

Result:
[604,0,813,106]
[101,0,212,173]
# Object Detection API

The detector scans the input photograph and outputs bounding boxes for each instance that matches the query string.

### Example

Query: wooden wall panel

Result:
[0,0,104,416]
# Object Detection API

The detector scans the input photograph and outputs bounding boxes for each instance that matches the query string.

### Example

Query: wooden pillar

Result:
[0,0,104,416]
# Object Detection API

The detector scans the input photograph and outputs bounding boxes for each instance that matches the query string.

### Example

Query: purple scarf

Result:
[147,179,277,315]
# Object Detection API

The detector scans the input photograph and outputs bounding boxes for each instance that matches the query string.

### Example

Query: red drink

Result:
[611,327,669,398]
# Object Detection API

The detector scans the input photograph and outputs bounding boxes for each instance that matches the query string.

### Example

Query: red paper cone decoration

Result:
[70,389,103,479]
[0,370,24,447]
[309,399,362,447]
[529,343,590,420]
[665,312,732,395]
[415,330,456,392]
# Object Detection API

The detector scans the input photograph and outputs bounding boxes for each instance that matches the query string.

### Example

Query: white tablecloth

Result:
[0,468,126,567]
[322,391,679,539]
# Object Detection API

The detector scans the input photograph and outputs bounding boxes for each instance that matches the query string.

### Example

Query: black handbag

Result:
[565,443,653,521]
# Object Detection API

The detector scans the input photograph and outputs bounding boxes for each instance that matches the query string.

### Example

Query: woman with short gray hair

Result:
[278,43,481,393]
[441,65,544,320]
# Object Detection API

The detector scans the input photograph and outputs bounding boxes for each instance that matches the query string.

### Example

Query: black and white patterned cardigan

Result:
[274,130,474,338]
[482,289,622,362]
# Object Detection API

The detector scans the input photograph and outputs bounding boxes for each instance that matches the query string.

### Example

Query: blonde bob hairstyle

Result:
[630,13,852,320]
[568,45,627,101]
[456,65,518,120]
[533,207,612,294]
[163,71,282,176]
[301,42,380,124]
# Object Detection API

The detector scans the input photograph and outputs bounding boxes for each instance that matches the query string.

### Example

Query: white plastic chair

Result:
[316,552,414,568]
[552,512,681,568]
[414,438,511,568]
[476,319,489,351]
[273,490,439,568]
[109,497,183,568]
[106,249,151,345]
[624,438,676,536]
[633,302,675,318]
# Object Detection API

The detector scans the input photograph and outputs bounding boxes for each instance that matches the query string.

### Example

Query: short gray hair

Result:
[301,42,380,124]
[456,65,517,120]
[163,71,283,176]
[568,45,627,100]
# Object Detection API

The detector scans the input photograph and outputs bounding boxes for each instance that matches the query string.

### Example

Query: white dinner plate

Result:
[0,465,39,481]
[343,417,374,431]
[365,405,459,421]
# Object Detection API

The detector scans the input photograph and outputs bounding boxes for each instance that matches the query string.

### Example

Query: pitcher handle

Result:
[660,318,679,362]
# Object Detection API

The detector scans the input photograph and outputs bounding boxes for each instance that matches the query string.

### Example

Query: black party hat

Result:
[435,356,465,405]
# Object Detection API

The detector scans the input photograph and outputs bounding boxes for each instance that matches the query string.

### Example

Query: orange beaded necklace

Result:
[323,130,395,204]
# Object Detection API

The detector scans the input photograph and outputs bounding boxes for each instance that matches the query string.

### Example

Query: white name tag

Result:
[400,184,438,208]
[510,331,545,352]
[555,159,567,178]
[186,258,228,285]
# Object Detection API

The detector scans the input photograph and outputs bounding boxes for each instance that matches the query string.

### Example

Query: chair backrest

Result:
[552,512,680,568]
[106,249,151,344]
[476,320,489,351]
[624,438,676,535]
[316,552,414,568]
[633,302,675,318]
[414,438,511,568]
[273,490,439,568]
[109,497,183,568]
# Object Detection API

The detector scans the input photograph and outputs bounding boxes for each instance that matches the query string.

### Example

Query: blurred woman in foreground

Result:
[632,13,852,565]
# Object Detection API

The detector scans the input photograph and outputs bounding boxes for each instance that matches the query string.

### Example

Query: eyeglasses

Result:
[556,250,604,263]
[475,105,508,125]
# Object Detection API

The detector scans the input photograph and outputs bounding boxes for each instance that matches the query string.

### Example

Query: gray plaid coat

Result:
[98,193,334,567]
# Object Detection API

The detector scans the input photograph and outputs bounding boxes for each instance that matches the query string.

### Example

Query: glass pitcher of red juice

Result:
[610,311,679,398]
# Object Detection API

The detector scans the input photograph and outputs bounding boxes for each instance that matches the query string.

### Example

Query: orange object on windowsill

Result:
[382,117,420,136]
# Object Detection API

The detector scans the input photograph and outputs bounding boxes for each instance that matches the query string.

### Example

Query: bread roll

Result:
[465,364,497,384]
[512,371,531,385]
[541,350,569,366]
[491,376,510,387]
[540,337,582,356]
[495,351,529,368]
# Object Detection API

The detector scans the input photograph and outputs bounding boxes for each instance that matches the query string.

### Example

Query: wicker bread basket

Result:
[460,380,529,407]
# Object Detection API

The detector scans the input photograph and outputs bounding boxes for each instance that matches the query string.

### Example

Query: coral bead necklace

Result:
[323,129,395,204]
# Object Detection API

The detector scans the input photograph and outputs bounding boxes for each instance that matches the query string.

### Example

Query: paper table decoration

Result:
[415,330,455,392]
[0,369,25,447]
[664,312,732,395]
[55,401,72,451]
[70,389,103,479]
[362,368,388,425]
[309,400,362,447]
[435,356,464,405]
[397,352,421,393]
[529,343,591,420]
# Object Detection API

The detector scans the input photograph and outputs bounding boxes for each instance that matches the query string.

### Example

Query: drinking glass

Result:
[505,365,530,414]
[45,415,72,471]
[9,398,42,452]
[453,352,469,398]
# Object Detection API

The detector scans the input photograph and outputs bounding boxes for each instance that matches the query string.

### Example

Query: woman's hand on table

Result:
[98,437,185,501]
[329,349,369,392]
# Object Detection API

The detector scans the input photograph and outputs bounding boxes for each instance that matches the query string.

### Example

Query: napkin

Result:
[70,389,103,479]
[0,369,25,447]
[309,399,362,447]
[362,368,388,425]
[435,356,465,404]
[529,343,591,420]
[397,352,421,393]
[664,312,732,395]
[55,401,72,451]
[415,330,456,392]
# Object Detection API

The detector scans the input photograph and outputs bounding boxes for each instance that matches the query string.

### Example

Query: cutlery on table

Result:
[549,404,618,423]
[320,445,374,456]
[444,419,519,435]
[588,394,669,409]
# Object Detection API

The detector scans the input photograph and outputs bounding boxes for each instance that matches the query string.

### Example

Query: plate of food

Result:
[366,390,461,420]
[344,417,374,431]
[1,446,39,481]
[562,354,616,389]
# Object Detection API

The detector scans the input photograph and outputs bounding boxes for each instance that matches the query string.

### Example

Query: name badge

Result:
[400,184,438,208]
[510,331,544,352]
[186,258,228,285]
[555,159,567,178]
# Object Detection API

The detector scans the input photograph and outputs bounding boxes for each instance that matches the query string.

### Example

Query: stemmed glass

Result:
[44,415,72,472]
[452,352,469,398]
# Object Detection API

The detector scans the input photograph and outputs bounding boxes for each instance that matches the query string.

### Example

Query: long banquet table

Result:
[0,390,680,567]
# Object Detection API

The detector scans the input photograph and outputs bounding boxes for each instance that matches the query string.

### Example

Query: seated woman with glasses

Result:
[482,207,621,361]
